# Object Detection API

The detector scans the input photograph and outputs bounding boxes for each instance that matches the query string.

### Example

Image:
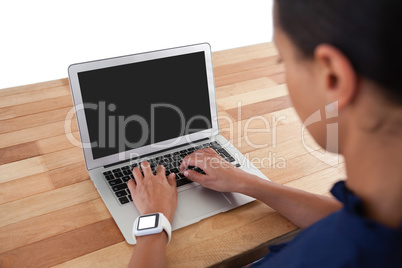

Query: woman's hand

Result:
[127,161,177,223]
[179,148,254,193]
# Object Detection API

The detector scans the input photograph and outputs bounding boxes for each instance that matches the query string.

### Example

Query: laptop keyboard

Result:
[102,141,240,205]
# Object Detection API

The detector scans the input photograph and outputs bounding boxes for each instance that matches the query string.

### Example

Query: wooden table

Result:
[0,43,345,267]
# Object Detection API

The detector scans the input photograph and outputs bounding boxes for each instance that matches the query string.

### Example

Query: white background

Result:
[0,0,274,90]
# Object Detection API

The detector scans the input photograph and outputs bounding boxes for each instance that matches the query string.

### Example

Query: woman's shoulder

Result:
[251,206,402,267]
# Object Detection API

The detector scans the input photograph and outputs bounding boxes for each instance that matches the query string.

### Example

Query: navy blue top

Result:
[251,181,402,268]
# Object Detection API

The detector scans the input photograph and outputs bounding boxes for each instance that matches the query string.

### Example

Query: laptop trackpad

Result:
[177,186,232,221]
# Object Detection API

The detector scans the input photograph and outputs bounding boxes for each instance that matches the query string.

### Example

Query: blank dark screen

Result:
[78,51,212,159]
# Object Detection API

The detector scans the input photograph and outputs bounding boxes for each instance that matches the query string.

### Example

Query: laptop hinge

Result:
[103,137,210,169]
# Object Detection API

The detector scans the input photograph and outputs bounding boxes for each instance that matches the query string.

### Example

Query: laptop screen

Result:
[77,51,212,160]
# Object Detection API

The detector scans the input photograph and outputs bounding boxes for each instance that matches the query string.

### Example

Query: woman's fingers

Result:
[180,151,208,172]
[183,169,205,184]
[141,161,153,177]
[167,173,177,188]
[180,148,224,173]
[156,164,166,177]
[127,179,136,194]
[132,166,143,185]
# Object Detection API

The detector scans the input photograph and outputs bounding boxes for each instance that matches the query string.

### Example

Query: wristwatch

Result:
[133,213,172,244]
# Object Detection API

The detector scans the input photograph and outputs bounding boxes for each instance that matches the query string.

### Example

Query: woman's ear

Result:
[314,44,358,110]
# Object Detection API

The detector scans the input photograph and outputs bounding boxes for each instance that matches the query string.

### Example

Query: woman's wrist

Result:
[234,172,264,196]
[136,230,169,245]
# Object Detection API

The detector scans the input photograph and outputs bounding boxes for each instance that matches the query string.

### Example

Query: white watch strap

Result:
[159,213,172,244]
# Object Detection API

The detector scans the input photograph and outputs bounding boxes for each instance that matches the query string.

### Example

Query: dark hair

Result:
[275,0,402,105]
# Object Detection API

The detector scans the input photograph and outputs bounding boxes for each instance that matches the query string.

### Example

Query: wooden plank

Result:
[0,198,111,254]
[0,172,54,205]
[51,242,133,268]
[257,151,345,185]
[0,141,41,165]
[36,131,80,155]
[218,84,288,111]
[168,201,276,254]
[0,78,68,97]
[0,120,78,149]
[216,111,236,130]
[231,123,304,154]
[0,84,70,108]
[42,147,85,171]
[219,107,300,143]
[269,72,286,85]
[0,107,73,134]
[0,156,47,184]
[219,106,298,128]
[212,43,278,67]
[215,77,278,100]
[215,63,285,88]
[217,230,301,268]
[214,55,282,77]
[226,107,304,154]
[225,95,292,120]
[0,180,99,228]
[245,139,333,168]
[167,213,295,268]
[0,219,124,268]
[0,95,73,121]
[236,129,313,161]
[284,167,345,196]
[0,161,91,205]
[239,138,318,177]
[48,162,89,188]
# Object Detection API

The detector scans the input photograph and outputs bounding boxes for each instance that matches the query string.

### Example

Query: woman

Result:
[127,0,402,266]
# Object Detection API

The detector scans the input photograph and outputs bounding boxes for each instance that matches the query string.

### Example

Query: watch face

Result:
[137,214,159,230]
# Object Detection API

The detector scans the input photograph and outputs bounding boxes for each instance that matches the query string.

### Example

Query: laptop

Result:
[68,43,270,244]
